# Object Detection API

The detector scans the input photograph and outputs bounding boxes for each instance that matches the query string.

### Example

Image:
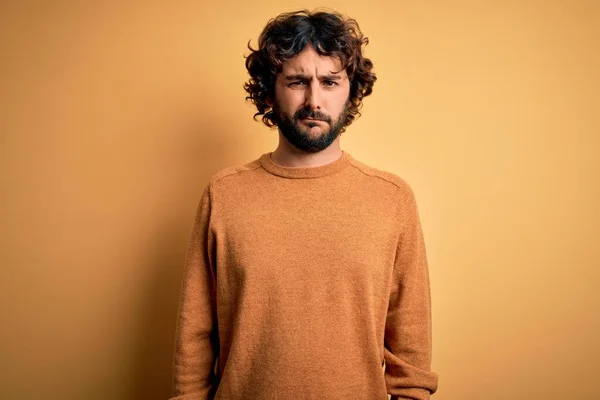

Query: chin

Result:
[303,130,327,139]
[299,123,324,133]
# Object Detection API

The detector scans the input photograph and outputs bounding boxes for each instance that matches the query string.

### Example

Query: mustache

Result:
[294,108,331,123]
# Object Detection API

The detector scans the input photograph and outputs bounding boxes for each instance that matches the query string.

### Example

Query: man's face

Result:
[272,45,351,153]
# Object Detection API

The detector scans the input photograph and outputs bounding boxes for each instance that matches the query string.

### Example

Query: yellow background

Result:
[1,1,598,399]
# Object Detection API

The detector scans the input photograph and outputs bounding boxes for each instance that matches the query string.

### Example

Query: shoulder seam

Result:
[210,160,262,185]
[348,160,409,191]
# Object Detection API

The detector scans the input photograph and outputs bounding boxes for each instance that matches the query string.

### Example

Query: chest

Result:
[211,185,399,289]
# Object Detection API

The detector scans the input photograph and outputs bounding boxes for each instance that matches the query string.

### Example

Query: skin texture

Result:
[269,45,351,168]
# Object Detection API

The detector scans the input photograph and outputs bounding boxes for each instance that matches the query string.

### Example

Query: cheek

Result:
[329,93,350,115]
[277,91,304,112]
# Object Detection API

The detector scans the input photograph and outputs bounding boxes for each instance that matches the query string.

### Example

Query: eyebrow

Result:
[284,74,343,81]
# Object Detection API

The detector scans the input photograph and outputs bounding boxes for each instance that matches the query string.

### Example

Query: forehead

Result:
[280,45,346,76]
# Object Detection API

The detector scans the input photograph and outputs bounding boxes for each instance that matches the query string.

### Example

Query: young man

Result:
[171,9,438,400]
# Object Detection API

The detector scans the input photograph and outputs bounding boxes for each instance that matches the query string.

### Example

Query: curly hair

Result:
[244,9,377,129]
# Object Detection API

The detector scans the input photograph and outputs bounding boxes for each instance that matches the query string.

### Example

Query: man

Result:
[171,9,438,400]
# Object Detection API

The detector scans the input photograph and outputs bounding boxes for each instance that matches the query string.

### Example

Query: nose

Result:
[304,82,321,110]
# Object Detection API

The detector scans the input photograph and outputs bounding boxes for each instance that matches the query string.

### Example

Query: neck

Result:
[271,133,343,168]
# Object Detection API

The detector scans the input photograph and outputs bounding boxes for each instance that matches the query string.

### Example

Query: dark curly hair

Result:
[244,9,377,130]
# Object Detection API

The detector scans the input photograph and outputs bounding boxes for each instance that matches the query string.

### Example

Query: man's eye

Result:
[323,80,338,87]
[289,81,306,87]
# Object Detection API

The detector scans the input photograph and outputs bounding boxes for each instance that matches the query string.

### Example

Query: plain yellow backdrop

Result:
[1,1,598,399]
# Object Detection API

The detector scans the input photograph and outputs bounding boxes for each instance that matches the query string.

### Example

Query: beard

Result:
[272,101,349,153]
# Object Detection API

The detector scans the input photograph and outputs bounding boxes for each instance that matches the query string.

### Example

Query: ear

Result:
[265,97,274,107]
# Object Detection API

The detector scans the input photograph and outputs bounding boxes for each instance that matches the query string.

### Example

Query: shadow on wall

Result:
[129,117,238,400]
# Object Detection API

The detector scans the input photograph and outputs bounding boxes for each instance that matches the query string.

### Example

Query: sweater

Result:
[170,151,438,400]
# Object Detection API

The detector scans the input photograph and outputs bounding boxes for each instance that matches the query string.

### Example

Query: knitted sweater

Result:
[171,151,438,400]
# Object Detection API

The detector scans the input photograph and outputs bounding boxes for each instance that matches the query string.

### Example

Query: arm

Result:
[385,186,438,400]
[170,186,219,400]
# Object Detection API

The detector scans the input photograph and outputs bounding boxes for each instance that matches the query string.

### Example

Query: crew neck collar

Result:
[259,151,352,179]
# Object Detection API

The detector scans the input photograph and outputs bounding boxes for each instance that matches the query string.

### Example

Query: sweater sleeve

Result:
[170,186,219,400]
[385,186,438,400]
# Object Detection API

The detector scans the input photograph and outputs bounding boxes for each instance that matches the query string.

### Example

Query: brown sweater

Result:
[171,151,438,400]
